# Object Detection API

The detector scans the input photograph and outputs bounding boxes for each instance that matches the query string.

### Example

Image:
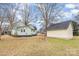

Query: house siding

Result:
[11,26,37,36]
[47,23,73,39]
[11,27,31,35]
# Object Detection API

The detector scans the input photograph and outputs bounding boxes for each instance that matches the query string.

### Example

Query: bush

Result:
[73,31,79,36]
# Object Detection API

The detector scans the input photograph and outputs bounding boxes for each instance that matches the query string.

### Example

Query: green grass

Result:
[47,37,79,56]
[48,37,79,47]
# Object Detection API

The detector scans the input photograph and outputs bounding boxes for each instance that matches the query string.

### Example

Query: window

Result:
[21,29,22,32]
[24,29,25,32]
[21,29,25,32]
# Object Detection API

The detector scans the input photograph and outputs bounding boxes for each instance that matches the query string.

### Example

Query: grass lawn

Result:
[48,37,79,56]
[0,35,79,56]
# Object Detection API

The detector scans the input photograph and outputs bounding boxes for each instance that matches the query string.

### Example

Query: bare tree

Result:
[6,4,19,33]
[35,3,64,37]
[19,4,30,25]
[0,16,3,40]
[0,8,5,40]
[35,4,55,36]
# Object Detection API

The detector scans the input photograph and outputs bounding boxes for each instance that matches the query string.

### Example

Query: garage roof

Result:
[47,21,71,31]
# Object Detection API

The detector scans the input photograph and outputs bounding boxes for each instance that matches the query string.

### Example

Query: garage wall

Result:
[67,23,73,39]
[47,23,73,39]
[47,30,68,39]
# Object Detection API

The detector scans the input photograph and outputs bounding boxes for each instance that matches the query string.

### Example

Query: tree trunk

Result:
[45,18,47,40]
[44,11,48,40]
[0,27,2,40]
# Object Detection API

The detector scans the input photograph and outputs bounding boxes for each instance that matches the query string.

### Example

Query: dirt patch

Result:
[0,35,49,56]
[73,36,79,40]
[0,35,46,40]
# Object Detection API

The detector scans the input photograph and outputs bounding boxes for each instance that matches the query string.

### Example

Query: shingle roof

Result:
[47,21,71,31]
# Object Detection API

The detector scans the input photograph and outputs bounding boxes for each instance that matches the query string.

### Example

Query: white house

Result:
[11,21,37,36]
[47,21,73,39]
